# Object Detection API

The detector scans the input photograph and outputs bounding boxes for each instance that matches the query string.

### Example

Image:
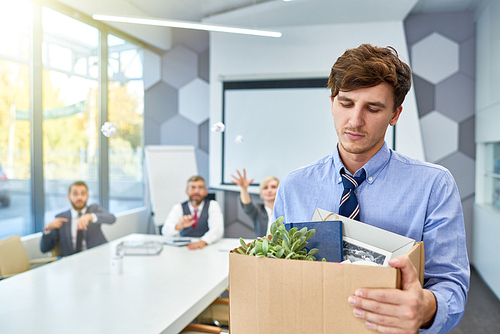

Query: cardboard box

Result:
[229,209,424,334]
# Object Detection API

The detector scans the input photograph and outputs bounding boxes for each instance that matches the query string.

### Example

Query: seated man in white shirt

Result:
[162,175,224,250]
[40,181,116,256]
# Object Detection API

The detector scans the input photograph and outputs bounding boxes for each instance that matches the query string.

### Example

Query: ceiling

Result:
[57,0,485,52]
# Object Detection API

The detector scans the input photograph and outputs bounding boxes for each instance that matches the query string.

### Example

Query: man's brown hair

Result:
[68,181,88,194]
[327,44,412,110]
[187,175,206,187]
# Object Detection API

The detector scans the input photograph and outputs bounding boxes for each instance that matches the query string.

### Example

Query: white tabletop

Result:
[0,234,241,334]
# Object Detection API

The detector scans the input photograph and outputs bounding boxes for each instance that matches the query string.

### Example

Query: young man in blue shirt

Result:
[273,44,469,334]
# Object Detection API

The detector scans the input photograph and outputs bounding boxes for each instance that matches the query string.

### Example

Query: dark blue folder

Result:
[285,220,343,262]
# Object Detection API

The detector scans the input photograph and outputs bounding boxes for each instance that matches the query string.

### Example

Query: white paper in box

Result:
[312,208,416,260]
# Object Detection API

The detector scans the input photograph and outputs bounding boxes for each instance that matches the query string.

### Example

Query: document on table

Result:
[163,237,200,246]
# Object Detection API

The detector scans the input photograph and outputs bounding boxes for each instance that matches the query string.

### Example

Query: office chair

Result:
[0,234,58,280]
[195,298,229,327]
[180,323,228,334]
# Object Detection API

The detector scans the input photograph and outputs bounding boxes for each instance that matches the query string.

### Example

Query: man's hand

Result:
[77,213,94,231]
[347,255,437,334]
[187,240,207,250]
[176,215,195,230]
[44,217,68,231]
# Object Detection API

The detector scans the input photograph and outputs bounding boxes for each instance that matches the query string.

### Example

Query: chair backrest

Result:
[50,241,62,257]
[0,235,31,278]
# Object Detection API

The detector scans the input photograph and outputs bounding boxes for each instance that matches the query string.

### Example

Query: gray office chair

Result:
[0,234,58,279]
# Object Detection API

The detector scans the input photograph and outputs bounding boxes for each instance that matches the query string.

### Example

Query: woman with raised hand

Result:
[231,168,279,237]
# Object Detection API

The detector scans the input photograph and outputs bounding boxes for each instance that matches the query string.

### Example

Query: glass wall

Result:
[0,0,32,237]
[0,1,149,240]
[108,34,144,213]
[41,7,100,221]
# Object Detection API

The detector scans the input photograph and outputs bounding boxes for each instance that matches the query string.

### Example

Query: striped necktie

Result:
[339,168,366,221]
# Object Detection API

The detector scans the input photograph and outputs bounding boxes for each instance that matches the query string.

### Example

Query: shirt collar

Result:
[188,200,205,213]
[71,206,87,218]
[333,142,391,184]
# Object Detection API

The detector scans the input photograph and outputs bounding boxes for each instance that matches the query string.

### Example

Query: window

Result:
[42,7,100,221]
[0,1,151,240]
[0,0,32,238]
[107,34,145,212]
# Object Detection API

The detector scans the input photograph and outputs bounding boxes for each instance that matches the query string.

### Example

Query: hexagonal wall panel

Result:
[199,119,209,153]
[162,45,198,89]
[459,116,475,159]
[160,114,198,147]
[145,81,178,124]
[435,73,474,122]
[412,32,459,84]
[420,110,458,162]
[436,151,475,199]
[413,75,435,118]
[179,78,209,124]
[196,148,209,184]
[143,49,161,91]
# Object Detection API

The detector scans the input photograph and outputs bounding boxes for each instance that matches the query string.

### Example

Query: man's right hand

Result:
[175,215,195,230]
[44,217,68,231]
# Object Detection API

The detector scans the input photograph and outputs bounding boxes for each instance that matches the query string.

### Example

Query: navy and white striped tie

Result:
[339,168,366,221]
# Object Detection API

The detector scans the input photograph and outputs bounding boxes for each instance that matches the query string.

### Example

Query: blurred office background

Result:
[0,0,499,318]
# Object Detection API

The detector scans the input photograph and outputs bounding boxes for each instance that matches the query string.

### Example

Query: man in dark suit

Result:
[40,181,116,256]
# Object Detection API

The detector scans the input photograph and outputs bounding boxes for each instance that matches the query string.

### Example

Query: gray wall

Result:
[405,11,476,260]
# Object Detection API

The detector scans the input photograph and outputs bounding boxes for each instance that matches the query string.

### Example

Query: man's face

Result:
[68,185,89,211]
[186,180,207,206]
[331,82,402,160]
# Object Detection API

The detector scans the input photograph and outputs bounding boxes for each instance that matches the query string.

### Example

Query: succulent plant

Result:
[236,216,324,261]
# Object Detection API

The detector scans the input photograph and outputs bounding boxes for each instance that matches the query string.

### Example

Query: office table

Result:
[0,234,240,334]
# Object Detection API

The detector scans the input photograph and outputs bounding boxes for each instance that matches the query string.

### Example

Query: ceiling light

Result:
[93,15,282,38]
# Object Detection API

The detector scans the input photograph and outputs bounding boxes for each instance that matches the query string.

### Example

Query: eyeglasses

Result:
[187,186,206,191]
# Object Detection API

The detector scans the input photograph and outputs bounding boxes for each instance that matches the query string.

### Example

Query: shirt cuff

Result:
[90,213,98,222]
[419,290,447,334]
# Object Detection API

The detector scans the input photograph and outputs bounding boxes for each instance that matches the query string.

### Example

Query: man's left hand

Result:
[187,240,207,250]
[77,213,94,231]
[347,255,437,334]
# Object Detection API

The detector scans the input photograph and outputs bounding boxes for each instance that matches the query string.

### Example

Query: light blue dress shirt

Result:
[273,142,470,334]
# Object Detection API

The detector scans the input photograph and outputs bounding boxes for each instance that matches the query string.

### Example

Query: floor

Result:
[449,265,500,334]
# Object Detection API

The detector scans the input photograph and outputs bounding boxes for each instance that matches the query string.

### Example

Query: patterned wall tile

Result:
[405,12,475,46]
[144,117,161,146]
[435,73,475,123]
[413,75,435,118]
[143,48,161,90]
[460,37,476,79]
[144,81,178,124]
[459,116,475,159]
[195,148,209,184]
[160,114,198,147]
[420,110,458,163]
[198,119,209,153]
[179,77,209,124]
[161,45,198,89]
[198,49,209,82]
[436,151,475,199]
[411,32,459,84]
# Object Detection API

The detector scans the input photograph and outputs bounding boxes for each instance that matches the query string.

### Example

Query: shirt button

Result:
[338,177,342,182]
[368,177,373,182]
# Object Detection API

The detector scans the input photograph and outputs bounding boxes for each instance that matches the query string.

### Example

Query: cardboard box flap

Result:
[312,208,415,257]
